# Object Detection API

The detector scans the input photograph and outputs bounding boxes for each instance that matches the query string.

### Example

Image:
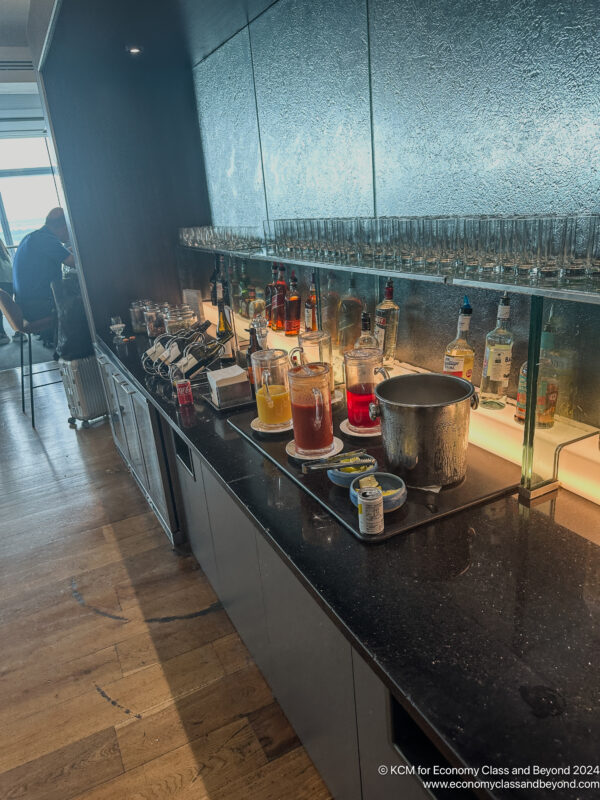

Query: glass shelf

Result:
[181,244,600,306]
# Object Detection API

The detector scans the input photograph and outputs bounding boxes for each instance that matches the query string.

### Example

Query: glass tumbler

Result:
[288,363,334,457]
[344,348,389,433]
[251,349,292,430]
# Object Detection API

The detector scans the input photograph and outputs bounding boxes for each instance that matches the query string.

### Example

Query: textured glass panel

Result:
[370,0,600,216]
[250,0,374,219]
[192,29,267,227]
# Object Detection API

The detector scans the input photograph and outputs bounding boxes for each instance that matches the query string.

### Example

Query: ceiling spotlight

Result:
[126,45,143,55]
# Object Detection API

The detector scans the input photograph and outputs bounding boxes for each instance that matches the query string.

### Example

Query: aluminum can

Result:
[357,487,384,535]
[176,378,194,406]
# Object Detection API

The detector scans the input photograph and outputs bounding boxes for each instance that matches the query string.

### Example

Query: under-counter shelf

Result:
[181,244,600,306]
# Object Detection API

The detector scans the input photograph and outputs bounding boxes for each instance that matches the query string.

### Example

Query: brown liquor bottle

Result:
[246,325,262,396]
[270,264,287,331]
[284,270,301,336]
[264,263,278,325]
[304,271,318,332]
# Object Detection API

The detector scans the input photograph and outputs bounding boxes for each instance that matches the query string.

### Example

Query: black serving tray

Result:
[228,410,521,542]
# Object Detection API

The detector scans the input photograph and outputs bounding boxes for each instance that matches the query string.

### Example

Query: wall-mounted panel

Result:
[251,0,374,219]
[193,28,267,228]
[370,0,600,217]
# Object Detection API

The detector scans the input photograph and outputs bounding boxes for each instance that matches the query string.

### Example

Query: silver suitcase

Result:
[58,356,108,426]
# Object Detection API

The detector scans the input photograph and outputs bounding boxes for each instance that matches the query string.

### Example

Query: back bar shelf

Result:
[181,244,600,307]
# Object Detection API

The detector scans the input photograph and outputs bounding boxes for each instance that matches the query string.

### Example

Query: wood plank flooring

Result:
[0,366,331,800]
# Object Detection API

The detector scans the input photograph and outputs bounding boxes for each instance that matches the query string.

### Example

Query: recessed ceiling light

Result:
[126,45,143,55]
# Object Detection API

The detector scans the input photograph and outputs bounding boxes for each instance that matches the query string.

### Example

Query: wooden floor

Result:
[0,367,331,800]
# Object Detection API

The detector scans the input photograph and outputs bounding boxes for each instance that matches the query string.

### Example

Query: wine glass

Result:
[110,315,126,341]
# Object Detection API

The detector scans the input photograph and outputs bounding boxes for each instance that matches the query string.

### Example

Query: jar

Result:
[251,349,292,430]
[290,330,334,393]
[166,311,185,335]
[144,304,165,338]
[129,301,146,334]
[344,348,389,433]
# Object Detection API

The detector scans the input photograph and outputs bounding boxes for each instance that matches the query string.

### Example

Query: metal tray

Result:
[228,410,521,542]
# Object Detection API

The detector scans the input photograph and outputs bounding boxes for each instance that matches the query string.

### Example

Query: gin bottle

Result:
[374,279,399,365]
[481,292,514,409]
[355,308,380,349]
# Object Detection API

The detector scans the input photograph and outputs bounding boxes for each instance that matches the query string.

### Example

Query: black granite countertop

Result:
[98,335,600,800]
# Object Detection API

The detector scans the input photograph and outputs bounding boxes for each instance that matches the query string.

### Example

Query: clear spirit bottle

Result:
[443,295,474,381]
[374,279,399,365]
[355,308,380,349]
[337,275,362,353]
[481,292,514,409]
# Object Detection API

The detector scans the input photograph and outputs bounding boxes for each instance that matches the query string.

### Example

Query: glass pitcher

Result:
[251,349,292,430]
[288,363,334,457]
[289,330,334,392]
[344,348,389,433]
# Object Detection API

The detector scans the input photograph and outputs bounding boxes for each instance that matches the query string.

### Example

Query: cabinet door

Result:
[96,357,128,456]
[256,533,361,800]
[173,431,219,591]
[353,650,439,800]
[130,391,172,535]
[201,465,269,674]
[111,374,146,485]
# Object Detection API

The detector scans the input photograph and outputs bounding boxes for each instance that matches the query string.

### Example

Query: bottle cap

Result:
[461,295,472,315]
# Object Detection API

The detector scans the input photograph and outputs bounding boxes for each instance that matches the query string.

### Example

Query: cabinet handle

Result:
[123,387,137,396]
[97,357,107,365]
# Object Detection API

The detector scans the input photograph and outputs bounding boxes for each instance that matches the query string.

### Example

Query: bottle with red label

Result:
[374,278,399,366]
[270,264,287,331]
[443,295,474,381]
[304,271,318,332]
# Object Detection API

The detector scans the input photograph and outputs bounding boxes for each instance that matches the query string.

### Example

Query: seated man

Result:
[12,207,75,345]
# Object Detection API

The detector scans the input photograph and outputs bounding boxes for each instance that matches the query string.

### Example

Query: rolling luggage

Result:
[58,356,108,427]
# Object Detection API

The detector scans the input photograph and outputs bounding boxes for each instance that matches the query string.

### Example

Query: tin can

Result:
[176,379,194,406]
[357,487,384,536]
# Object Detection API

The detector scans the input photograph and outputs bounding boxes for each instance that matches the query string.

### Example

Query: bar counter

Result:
[96,334,600,800]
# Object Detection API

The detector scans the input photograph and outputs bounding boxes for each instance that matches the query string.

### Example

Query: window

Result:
[0,137,64,250]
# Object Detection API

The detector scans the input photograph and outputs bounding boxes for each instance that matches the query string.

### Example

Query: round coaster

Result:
[285,436,344,461]
[250,417,293,434]
[339,418,382,438]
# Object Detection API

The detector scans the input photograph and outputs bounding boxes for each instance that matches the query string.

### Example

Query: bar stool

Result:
[0,289,61,428]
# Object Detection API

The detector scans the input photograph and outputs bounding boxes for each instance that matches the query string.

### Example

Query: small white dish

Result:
[250,417,293,434]
[339,418,382,438]
[285,436,344,461]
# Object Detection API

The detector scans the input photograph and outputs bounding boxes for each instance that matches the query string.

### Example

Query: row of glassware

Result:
[179,214,600,290]
[130,300,198,338]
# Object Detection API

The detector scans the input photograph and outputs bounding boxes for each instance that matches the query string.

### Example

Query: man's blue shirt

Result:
[12,225,69,319]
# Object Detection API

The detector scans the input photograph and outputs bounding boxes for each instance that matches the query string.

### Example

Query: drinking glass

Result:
[515,215,540,284]
[437,216,458,277]
[586,214,600,290]
[343,348,389,433]
[110,315,126,341]
[251,349,292,430]
[561,214,591,287]
[288,363,334,457]
[462,217,480,276]
[537,215,565,286]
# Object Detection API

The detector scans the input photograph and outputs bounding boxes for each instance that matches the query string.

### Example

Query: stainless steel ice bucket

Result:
[369,374,477,487]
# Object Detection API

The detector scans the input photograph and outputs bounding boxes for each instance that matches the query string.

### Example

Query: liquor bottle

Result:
[242,286,256,318]
[270,264,287,330]
[230,260,241,314]
[443,295,474,380]
[209,256,218,306]
[238,261,249,318]
[264,263,278,325]
[285,270,301,336]
[246,325,262,396]
[321,273,340,345]
[215,256,227,304]
[304,271,318,332]
[374,279,400,365]
[337,275,362,353]
[481,292,514,409]
[250,287,266,319]
[355,308,380,349]
[514,308,558,428]
[217,299,235,364]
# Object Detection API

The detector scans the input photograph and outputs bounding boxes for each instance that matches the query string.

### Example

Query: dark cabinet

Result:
[353,650,435,800]
[256,533,361,800]
[202,465,269,675]
[173,432,219,591]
